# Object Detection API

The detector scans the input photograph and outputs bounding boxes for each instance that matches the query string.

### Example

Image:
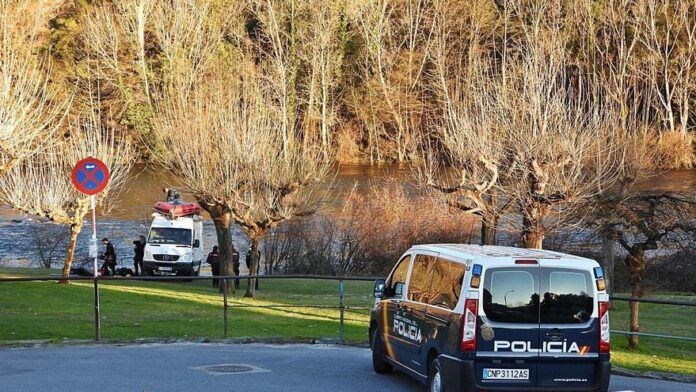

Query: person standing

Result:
[207,246,220,288]
[101,238,117,276]
[245,249,260,290]
[133,235,146,276]
[232,245,240,289]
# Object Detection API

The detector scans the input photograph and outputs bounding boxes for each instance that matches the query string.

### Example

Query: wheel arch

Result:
[427,347,440,371]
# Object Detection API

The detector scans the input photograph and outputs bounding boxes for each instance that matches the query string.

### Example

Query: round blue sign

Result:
[71,157,110,195]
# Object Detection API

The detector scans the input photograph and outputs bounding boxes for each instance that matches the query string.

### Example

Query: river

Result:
[0,166,693,269]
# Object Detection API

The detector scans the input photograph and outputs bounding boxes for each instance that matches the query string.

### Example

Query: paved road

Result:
[0,343,693,392]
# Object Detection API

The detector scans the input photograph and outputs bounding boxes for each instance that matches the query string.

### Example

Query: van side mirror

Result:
[193,239,200,248]
[374,279,386,299]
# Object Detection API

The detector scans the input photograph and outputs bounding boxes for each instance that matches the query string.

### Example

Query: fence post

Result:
[339,279,345,345]
[222,278,228,339]
[93,276,101,341]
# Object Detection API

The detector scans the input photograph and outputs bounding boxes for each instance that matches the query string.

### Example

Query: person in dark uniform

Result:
[207,246,220,288]
[133,235,146,276]
[101,238,117,276]
[162,187,182,202]
[245,249,260,290]
[232,245,240,289]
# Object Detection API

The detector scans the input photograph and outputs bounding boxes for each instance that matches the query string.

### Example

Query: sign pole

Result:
[91,194,101,341]
[71,156,110,342]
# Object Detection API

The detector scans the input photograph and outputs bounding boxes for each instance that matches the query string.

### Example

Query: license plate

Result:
[159,266,172,271]
[483,368,529,380]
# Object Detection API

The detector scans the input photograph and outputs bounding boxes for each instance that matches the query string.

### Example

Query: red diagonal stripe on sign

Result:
[78,166,101,188]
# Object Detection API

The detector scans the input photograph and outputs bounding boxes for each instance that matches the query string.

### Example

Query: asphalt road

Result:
[0,343,693,392]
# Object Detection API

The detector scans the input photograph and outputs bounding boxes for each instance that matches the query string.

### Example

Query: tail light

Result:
[598,301,610,353]
[461,299,478,352]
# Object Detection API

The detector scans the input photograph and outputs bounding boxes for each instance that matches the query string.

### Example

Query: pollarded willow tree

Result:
[417,16,510,245]
[154,65,333,297]
[82,0,246,285]
[420,0,625,248]
[0,110,134,281]
[0,0,65,174]
[496,8,625,249]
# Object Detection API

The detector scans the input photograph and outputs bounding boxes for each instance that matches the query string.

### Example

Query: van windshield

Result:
[148,228,192,245]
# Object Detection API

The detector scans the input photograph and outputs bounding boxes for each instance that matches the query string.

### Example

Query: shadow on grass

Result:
[0,279,371,343]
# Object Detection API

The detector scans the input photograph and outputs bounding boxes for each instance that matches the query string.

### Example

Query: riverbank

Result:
[1,267,694,376]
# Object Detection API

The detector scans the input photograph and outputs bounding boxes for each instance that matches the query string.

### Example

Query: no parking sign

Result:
[71,157,110,195]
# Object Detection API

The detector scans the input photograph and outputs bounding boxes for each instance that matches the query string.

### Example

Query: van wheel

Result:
[371,328,393,374]
[429,358,445,392]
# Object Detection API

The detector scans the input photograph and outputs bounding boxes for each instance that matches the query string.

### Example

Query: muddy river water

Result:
[0,166,693,269]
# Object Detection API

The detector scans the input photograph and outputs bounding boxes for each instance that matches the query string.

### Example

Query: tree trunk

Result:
[245,235,261,298]
[629,299,640,349]
[480,213,499,245]
[521,210,544,249]
[59,221,83,284]
[625,250,645,350]
[600,235,616,296]
[207,205,233,294]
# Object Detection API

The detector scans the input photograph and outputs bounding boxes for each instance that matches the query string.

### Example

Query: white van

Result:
[370,244,611,392]
[142,213,204,276]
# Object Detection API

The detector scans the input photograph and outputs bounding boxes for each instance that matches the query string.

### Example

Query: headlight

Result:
[144,248,153,259]
[179,253,192,263]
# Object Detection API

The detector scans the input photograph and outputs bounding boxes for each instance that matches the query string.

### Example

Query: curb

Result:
[0,337,367,349]
[612,366,696,384]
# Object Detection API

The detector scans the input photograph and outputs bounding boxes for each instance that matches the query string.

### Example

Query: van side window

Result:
[540,269,593,324]
[428,258,466,310]
[483,269,539,323]
[407,254,435,303]
[386,255,411,298]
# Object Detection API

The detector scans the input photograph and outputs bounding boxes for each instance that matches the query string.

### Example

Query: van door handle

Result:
[546,329,563,341]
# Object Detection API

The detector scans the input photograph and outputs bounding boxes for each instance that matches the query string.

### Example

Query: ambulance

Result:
[370,245,610,392]
[142,200,204,277]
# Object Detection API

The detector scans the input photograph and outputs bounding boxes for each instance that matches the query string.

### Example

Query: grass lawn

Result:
[1,267,694,376]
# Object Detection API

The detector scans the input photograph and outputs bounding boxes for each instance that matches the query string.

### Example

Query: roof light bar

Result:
[515,259,538,265]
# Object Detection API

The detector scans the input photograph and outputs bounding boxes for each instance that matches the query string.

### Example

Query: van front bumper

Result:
[439,355,610,392]
[144,261,196,275]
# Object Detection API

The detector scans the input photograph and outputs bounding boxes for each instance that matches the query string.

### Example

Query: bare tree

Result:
[0,108,134,281]
[417,16,508,245]
[0,0,66,174]
[421,1,623,248]
[599,193,695,349]
[495,3,627,249]
[634,0,696,136]
[31,224,68,269]
[353,0,437,162]
[154,65,333,297]
[302,0,346,154]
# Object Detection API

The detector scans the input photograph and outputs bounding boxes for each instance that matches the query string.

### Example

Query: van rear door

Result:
[537,262,598,388]
[477,264,540,388]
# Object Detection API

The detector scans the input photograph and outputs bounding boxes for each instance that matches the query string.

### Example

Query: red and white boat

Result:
[153,200,203,218]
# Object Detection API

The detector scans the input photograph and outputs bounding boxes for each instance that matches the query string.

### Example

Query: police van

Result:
[369,245,611,392]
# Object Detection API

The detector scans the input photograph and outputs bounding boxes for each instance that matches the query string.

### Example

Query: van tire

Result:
[371,329,392,374]
[429,358,445,392]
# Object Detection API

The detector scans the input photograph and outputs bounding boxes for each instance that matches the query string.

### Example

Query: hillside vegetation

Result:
[28,0,696,165]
